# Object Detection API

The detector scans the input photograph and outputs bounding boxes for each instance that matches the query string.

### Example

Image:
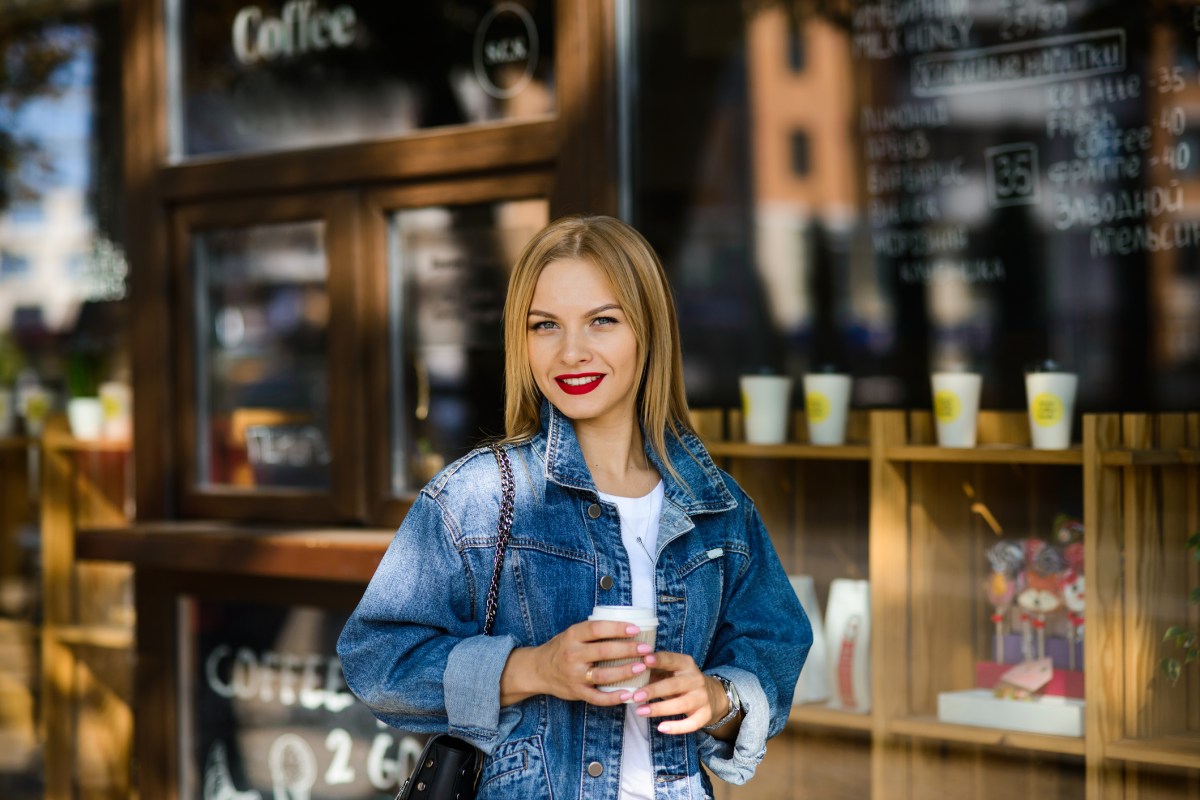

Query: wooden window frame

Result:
[171,192,367,522]
[128,0,617,521]
[362,172,555,527]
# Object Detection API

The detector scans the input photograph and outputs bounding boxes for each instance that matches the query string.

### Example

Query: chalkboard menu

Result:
[179,598,422,800]
[632,1,1200,412]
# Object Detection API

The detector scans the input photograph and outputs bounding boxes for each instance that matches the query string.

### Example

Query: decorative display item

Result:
[985,541,1022,663]
[788,575,830,705]
[943,514,1089,736]
[824,578,870,713]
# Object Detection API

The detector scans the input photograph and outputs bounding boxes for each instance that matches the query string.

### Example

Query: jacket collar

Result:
[530,400,737,515]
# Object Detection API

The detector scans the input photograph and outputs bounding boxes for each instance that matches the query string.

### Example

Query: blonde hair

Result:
[501,214,694,472]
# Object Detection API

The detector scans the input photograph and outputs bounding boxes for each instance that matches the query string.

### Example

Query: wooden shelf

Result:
[0,436,33,450]
[41,431,131,454]
[884,444,1083,465]
[47,624,134,650]
[888,715,1086,757]
[788,702,874,731]
[1105,735,1200,770]
[704,440,871,461]
[1099,448,1200,467]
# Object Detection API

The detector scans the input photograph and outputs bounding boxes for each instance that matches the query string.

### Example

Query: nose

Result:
[559,327,592,365]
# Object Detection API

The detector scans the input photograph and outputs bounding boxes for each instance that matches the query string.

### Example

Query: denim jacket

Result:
[338,403,812,800]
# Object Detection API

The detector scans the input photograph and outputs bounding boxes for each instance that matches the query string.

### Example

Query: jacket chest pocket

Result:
[661,545,742,657]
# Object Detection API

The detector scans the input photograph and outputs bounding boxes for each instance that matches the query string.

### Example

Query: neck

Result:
[575,416,658,497]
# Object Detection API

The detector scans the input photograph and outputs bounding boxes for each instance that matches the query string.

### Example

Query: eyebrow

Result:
[527,303,622,318]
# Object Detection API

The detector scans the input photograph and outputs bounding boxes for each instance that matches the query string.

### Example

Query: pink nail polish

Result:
[657,723,671,733]
[637,705,651,716]
[631,663,646,674]
[619,692,632,701]
[625,625,640,635]
[636,643,652,654]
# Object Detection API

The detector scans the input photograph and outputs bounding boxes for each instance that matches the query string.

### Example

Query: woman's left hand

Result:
[619,651,732,736]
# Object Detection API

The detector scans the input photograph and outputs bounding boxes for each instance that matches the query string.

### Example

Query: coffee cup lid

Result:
[1026,359,1070,373]
[588,605,658,625]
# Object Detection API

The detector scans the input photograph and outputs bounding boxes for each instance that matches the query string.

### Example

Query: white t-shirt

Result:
[598,481,664,800]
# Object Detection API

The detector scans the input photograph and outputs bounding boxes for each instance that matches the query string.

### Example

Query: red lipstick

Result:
[555,373,604,395]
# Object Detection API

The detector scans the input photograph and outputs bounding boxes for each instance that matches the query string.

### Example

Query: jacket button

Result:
[587,503,602,519]
[587,761,604,777]
[599,575,614,590]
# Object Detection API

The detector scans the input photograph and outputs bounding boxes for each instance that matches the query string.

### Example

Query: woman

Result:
[338,214,811,800]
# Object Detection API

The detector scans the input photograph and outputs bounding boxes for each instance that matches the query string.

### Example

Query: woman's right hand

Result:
[500,620,654,706]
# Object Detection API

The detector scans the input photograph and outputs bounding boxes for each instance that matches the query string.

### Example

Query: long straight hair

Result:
[501,215,694,475]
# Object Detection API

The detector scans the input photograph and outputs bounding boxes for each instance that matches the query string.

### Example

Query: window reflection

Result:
[630,1,1200,411]
[167,0,555,159]
[389,199,547,493]
[194,222,331,490]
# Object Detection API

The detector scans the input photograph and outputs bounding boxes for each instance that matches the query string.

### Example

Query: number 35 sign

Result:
[179,599,424,800]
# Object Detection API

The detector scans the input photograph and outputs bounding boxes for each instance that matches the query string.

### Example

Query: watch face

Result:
[728,680,742,711]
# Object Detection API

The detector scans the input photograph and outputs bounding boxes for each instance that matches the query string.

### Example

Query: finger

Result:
[582,685,635,707]
[588,659,648,689]
[644,650,695,672]
[634,691,701,721]
[639,672,700,702]
[655,707,710,735]
[588,639,654,664]
[585,620,644,641]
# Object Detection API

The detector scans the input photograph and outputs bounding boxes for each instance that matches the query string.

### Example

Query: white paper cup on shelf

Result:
[67,397,104,441]
[931,372,981,448]
[803,373,852,445]
[1025,365,1077,450]
[740,374,792,445]
[0,388,13,436]
[18,385,51,436]
[587,605,658,693]
[99,381,132,441]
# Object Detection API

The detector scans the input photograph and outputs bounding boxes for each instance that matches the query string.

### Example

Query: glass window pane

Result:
[167,0,555,160]
[628,2,1200,412]
[388,199,547,493]
[194,221,331,491]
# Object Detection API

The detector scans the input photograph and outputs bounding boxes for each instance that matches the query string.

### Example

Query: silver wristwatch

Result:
[703,675,743,731]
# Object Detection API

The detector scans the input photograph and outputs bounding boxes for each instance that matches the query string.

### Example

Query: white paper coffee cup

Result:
[1025,370,1077,450]
[931,372,981,448]
[803,373,852,445]
[740,375,792,445]
[587,605,658,692]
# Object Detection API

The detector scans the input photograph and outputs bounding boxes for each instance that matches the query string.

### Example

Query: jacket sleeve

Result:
[698,495,812,783]
[336,490,520,752]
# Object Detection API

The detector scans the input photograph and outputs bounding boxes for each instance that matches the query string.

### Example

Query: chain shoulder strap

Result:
[483,443,515,636]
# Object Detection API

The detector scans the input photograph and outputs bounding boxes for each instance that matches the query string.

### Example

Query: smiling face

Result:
[526,257,642,432]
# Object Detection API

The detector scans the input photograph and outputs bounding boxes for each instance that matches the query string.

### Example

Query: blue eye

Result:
[592,316,618,326]
[529,320,557,331]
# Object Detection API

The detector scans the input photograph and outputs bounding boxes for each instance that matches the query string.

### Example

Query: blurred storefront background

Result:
[1,1,1198,798]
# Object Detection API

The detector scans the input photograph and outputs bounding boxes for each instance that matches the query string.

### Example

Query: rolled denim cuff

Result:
[444,633,520,752]
[697,666,771,785]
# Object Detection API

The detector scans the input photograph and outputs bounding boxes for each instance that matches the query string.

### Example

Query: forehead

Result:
[529,258,619,308]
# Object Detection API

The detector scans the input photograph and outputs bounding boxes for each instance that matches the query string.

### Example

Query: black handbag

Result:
[396,443,515,800]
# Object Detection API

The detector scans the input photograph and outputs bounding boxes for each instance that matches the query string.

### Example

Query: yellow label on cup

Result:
[1030,392,1063,426]
[25,395,49,422]
[101,394,121,419]
[740,389,751,416]
[806,391,830,423]
[933,390,960,422]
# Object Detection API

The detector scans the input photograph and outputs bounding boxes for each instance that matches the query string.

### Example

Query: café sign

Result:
[232,0,358,65]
